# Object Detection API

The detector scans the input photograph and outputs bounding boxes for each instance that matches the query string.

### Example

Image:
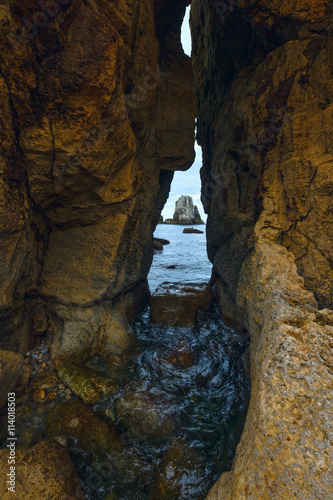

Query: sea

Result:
[149,224,212,293]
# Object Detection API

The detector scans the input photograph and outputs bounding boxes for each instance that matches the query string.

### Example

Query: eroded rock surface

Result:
[150,282,214,326]
[173,195,204,224]
[191,0,333,498]
[0,0,195,364]
[0,440,82,499]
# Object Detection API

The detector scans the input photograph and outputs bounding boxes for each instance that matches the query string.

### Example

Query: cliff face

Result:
[0,0,196,364]
[191,1,333,498]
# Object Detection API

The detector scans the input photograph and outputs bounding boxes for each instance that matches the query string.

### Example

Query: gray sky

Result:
[161,7,206,222]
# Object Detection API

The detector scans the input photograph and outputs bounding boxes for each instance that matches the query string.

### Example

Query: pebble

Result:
[46,391,57,401]
[58,384,65,390]
[65,388,71,395]
[33,389,45,402]
[41,362,47,369]
[65,395,71,400]
[53,436,67,447]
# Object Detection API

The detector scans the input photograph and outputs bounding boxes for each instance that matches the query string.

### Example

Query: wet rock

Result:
[29,370,58,391]
[58,364,118,403]
[158,342,195,367]
[115,387,174,442]
[150,282,214,327]
[154,238,170,245]
[0,349,23,410]
[105,494,119,500]
[0,441,82,499]
[153,239,164,252]
[46,391,57,401]
[17,426,35,450]
[183,227,204,234]
[149,439,205,499]
[15,361,32,395]
[32,389,45,402]
[46,399,124,457]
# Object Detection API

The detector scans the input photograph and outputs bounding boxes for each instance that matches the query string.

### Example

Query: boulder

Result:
[153,237,170,245]
[157,342,196,367]
[46,399,124,457]
[115,385,174,442]
[29,371,59,391]
[0,440,82,499]
[183,227,204,234]
[153,239,164,252]
[57,364,118,403]
[150,282,214,327]
[149,439,205,499]
[0,349,23,410]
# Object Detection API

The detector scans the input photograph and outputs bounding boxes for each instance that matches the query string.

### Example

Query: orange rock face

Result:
[191,0,333,498]
[0,441,82,499]
[0,0,195,363]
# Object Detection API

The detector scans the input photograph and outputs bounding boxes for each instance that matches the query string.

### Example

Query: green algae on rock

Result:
[58,363,118,403]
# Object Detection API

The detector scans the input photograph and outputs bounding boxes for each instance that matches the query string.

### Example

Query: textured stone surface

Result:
[0,440,82,499]
[191,0,333,498]
[173,195,204,224]
[57,363,118,403]
[0,349,23,410]
[150,282,214,326]
[0,0,195,363]
[46,399,124,457]
[115,385,174,442]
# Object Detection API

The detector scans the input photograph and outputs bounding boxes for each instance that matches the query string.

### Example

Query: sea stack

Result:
[166,196,204,225]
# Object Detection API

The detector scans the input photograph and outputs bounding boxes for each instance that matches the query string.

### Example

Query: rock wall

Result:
[191,0,333,498]
[0,0,196,366]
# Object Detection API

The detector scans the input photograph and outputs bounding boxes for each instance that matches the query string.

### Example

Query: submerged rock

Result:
[46,399,124,457]
[153,239,164,252]
[115,387,174,442]
[58,364,118,403]
[158,342,196,367]
[0,440,82,499]
[29,370,59,391]
[150,282,214,327]
[149,439,205,499]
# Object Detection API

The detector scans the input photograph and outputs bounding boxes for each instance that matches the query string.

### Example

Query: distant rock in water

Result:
[165,196,204,225]
[183,228,204,234]
[153,237,170,253]
[158,215,164,224]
